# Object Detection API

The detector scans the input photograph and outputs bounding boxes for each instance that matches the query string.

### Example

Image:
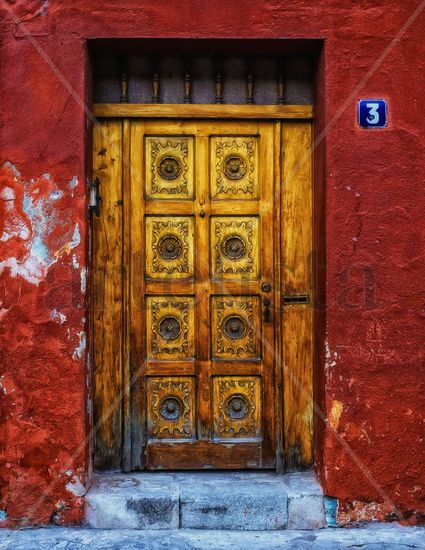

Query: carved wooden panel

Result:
[146,296,195,359]
[210,137,259,200]
[147,377,195,439]
[213,377,261,439]
[145,136,194,199]
[211,296,260,359]
[145,216,194,279]
[211,216,260,279]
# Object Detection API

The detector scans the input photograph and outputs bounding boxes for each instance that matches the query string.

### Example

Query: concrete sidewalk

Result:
[0,525,424,549]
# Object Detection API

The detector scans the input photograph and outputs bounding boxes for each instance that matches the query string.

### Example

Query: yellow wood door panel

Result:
[129,120,277,469]
[92,120,124,471]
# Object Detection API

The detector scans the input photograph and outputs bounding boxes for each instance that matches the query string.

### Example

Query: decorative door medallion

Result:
[127,120,277,469]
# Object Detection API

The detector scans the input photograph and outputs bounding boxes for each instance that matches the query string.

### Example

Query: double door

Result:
[93,116,313,472]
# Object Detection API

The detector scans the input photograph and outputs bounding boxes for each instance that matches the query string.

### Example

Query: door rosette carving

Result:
[158,235,183,260]
[159,316,181,340]
[223,315,247,339]
[160,396,182,420]
[145,136,194,199]
[146,216,194,278]
[211,296,260,359]
[211,137,258,199]
[222,235,246,259]
[148,378,195,439]
[226,395,249,419]
[223,155,247,180]
[213,377,261,438]
[147,297,195,359]
[211,217,259,278]
[158,156,181,180]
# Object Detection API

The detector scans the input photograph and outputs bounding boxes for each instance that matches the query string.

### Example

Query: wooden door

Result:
[127,120,277,469]
[92,115,313,472]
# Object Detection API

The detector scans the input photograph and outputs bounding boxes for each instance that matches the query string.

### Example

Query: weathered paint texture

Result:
[1,0,425,527]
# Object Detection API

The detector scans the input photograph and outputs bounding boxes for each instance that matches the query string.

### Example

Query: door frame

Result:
[91,103,314,473]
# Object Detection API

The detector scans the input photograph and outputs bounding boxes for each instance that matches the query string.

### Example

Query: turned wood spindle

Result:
[183,62,192,104]
[152,73,160,103]
[152,58,160,104]
[246,60,254,104]
[277,70,285,105]
[119,57,129,103]
[215,59,223,104]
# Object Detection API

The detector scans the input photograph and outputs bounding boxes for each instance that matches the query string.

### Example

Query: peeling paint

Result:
[72,253,79,269]
[0,303,11,321]
[0,166,82,285]
[325,339,339,369]
[328,400,343,430]
[51,309,67,324]
[2,161,21,177]
[80,266,87,294]
[69,176,79,190]
[72,331,86,360]
[65,476,86,498]
[337,499,398,525]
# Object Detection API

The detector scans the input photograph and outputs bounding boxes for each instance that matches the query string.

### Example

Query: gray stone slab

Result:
[86,475,179,529]
[85,471,327,531]
[1,526,425,550]
[282,472,326,530]
[180,480,288,530]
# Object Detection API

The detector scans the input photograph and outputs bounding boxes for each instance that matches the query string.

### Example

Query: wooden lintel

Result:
[92,103,313,120]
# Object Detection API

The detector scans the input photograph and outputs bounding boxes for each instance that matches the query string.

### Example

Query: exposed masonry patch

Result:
[80,266,87,293]
[66,475,86,498]
[328,400,343,430]
[0,304,11,321]
[51,309,67,324]
[0,186,31,242]
[72,331,86,360]
[0,166,83,285]
[2,161,20,177]
[69,176,79,190]
[325,338,339,369]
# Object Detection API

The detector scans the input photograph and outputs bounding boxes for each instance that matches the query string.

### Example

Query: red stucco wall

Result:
[1,0,424,527]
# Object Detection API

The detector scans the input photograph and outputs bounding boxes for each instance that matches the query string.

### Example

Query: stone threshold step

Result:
[86,471,326,531]
[2,526,425,550]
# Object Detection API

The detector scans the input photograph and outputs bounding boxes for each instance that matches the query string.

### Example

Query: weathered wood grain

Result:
[281,122,313,469]
[92,120,123,470]
[93,103,313,119]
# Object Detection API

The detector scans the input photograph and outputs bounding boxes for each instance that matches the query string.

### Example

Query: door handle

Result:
[263,298,271,322]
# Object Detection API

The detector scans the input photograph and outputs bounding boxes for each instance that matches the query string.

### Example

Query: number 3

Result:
[366,102,380,124]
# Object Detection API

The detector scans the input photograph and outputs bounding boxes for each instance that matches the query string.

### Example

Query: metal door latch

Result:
[282,294,310,305]
[89,177,102,217]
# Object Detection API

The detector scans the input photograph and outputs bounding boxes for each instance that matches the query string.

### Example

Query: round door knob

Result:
[261,282,272,292]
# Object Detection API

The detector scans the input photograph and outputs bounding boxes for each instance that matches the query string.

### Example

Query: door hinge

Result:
[89,177,101,217]
[282,294,310,305]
